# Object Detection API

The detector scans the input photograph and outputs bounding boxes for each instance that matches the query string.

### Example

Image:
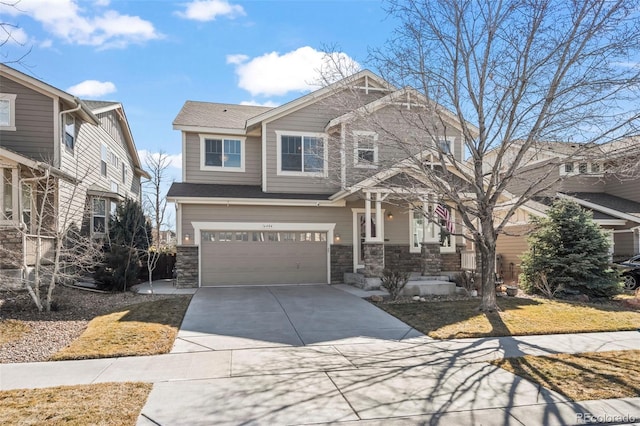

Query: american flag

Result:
[435,203,455,233]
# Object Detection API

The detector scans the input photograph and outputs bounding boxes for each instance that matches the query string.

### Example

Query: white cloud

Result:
[225,54,248,65]
[239,100,279,107]
[138,150,183,170]
[228,46,361,97]
[175,0,245,22]
[5,27,29,45]
[67,80,116,98]
[2,0,160,49]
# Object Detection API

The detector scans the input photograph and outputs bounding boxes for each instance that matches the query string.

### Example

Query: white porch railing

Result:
[461,251,476,271]
[25,235,56,266]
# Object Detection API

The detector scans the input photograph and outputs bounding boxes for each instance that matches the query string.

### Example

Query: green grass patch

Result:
[378,297,640,338]
[493,350,640,401]
[51,296,191,360]
[0,382,152,425]
[0,320,31,346]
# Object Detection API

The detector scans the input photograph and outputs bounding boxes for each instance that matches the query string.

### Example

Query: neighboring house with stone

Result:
[168,70,479,288]
[491,139,640,283]
[0,64,149,284]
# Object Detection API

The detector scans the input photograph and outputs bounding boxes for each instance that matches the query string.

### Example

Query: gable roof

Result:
[558,192,640,223]
[245,69,394,127]
[325,86,480,137]
[0,64,99,126]
[84,100,150,179]
[173,102,273,132]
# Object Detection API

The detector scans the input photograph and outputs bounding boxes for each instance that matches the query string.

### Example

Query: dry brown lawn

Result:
[0,320,31,346]
[493,350,640,401]
[378,297,640,338]
[0,382,152,425]
[51,296,191,360]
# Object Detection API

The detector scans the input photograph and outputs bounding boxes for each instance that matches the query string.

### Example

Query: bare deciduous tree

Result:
[143,151,171,249]
[321,0,640,311]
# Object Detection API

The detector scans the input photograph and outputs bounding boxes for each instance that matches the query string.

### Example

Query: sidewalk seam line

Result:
[324,371,361,421]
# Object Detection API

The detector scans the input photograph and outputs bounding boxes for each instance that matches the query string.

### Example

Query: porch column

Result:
[364,191,372,241]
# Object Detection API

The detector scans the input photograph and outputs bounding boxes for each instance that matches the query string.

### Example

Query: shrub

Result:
[452,271,477,292]
[520,200,621,299]
[380,266,410,300]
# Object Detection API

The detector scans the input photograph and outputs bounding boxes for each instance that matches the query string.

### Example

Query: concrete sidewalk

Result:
[1,283,639,425]
[1,331,639,425]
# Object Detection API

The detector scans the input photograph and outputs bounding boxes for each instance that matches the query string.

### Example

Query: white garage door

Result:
[200,230,328,285]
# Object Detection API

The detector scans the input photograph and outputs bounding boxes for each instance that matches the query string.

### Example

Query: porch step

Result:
[402,280,456,296]
[409,273,451,282]
[344,272,456,296]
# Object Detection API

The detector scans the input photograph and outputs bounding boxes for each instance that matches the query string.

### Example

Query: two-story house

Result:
[168,70,478,288]
[489,140,640,283]
[0,64,149,284]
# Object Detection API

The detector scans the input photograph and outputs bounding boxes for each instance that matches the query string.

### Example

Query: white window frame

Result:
[0,93,17,131]
[560,161,604,176]
[353,131,378,168]
[64,115,76,152]
[409,204,439,253]
[408,203,456,253]
[199,134,246,172]
[0,167,19,225]
[276,130,328,177]
[110,180,119,194]
[100,144,108,177]
[109,152,119,169]
[91,198,107,236]
[21,182,34,233]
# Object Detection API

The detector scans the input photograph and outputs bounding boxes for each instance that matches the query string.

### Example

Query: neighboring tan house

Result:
[0,64,149,283]
[491,140,640,283]
[168,70,479,288]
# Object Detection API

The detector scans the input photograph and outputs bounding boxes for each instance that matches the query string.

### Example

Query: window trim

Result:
[0,93,17,131]
[436,137,455,155]
[64,115,76,153]
[100,144,108,177]
[0,167,19,225]
[275,130,328,177]
[408,203,456,253]
[91,197,107,236]
[353,131,379,168]
[199,134,246,172]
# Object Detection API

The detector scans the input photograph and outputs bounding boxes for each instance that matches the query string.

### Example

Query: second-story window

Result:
[0,93,17,131]
[101,144,108,177]
[121,163,126,183]
[277,131,325,175]
[64,116,76,152]
[200,135,244,171]
[354,131,378,167]
[437,138,452,154]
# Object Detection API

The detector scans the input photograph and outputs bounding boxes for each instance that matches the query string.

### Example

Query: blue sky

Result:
[2,0,395,180]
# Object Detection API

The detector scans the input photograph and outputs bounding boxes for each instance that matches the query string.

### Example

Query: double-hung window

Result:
[0,93,17,131]
[21,183,33,233]
[1,168,17,222]
[277,131,326,175]
[101,144,108,177]
[92,198,106,234]
[354,131,378,167]
[64,116,75,152]
[201,135,244,171]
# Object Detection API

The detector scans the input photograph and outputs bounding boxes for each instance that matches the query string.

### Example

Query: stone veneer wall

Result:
[330,244,353,283]
[384,245,422,272]
[421,243,442,275]
[175,245,198,288]
[441,245,465,271]
[0,230,23,269]
[363,243,384,278]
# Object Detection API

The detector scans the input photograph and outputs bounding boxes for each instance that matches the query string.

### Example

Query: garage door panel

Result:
[201,231,327,285]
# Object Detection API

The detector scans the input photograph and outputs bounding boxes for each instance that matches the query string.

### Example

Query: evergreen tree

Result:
[520,199,620,298]
[97,199,151,291]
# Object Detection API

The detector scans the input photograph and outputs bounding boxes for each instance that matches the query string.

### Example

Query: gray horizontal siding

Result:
[561,175,606,193]
[0,76,54,162]
[180,199,431,248]
[265,88,387,194]
[184,132,261,185]
[604,175,640,203]
[614,232,636,258]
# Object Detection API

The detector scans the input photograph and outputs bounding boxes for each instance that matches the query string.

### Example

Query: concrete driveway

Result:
[172,284,421,352]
